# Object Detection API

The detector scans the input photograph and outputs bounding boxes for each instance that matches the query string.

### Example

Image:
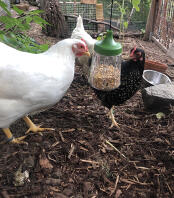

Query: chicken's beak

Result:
[122,55,130,60]
[83,51,90,57]
[127,54,136,60]
[122,55,135,60]
[128,55,135,60]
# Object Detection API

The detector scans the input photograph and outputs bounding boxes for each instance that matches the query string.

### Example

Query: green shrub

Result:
[0,0,49,53]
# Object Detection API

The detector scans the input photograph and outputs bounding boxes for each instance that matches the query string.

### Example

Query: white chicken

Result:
[0,38,90,144]
[71,15,97,78]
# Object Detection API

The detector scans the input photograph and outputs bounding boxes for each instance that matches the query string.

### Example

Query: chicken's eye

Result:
[80,45,83,48]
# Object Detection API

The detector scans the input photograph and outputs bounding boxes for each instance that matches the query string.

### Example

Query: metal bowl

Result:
[142,70,171,87]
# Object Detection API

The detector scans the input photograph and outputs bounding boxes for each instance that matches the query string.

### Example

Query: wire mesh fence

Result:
[60,1,97,36]
[153,0,174,49]
[60,0,150,35]
[98,0,149,32]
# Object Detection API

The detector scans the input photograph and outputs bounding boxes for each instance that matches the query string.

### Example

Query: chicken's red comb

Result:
[130,46,137,57]
[81,38,87,45]
[81,38,88,50]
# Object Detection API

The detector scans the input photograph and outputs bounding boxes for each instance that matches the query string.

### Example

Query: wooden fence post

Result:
[143,0,157,41]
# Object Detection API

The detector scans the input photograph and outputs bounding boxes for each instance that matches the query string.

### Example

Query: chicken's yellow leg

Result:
[2,128,27,144]
[23,116,54,135]
[109,107,120,129]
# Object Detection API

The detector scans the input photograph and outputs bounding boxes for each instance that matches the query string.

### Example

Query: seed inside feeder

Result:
[92,64,120,90]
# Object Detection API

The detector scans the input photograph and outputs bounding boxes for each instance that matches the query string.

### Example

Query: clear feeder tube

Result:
[89,52,122,91]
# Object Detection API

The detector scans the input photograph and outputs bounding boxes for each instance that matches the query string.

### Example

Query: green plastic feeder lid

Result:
[94,30,122,56]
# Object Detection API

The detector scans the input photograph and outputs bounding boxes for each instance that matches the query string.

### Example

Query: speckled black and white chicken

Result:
[0,38,90,144]
[91,47,145,128]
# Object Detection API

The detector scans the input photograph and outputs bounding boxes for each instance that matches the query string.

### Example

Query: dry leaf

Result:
[39,154,53,169]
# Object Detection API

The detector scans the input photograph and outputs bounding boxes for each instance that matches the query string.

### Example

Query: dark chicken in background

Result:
[91,47,145,128]
[70,16,145,128]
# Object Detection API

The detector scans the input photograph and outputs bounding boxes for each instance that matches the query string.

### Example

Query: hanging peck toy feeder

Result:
[88,0,122,91]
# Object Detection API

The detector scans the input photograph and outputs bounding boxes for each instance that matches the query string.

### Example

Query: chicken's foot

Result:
[2,128,27,144]
[23,116,54,135]
[109,107,120,129]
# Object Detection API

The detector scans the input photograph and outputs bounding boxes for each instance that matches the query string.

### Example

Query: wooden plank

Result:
[96,4,104,20]
[96,3,104,31]
[81,0,97,4]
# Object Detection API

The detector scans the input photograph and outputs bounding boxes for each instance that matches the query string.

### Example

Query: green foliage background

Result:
[0,0,49,53]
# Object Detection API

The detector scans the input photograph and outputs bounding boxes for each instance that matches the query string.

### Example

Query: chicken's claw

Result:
[108,107,120,129]
[23,116,54,135]
[11,136,28,145]
[109,119,120,129]
[2,128,28,145]
[25,125,55,135]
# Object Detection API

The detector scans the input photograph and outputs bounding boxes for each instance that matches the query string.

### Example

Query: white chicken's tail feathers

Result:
[76,15,84,30]
[71,14,97,51]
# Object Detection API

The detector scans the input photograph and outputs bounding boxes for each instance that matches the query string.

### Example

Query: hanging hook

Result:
[109,0,114,30]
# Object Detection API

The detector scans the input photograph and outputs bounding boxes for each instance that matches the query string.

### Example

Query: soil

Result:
[0,4,174,198]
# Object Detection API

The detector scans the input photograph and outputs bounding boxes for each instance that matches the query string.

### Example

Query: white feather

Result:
[71,16,97,77]
[0,39,81,128]
[71,15,96,52]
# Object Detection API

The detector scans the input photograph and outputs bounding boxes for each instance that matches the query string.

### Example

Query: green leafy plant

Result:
[0,0,49,53]
[140,28,145,34]
[132,0,141,11]
[0,0,10,15]
[113,0,141,35]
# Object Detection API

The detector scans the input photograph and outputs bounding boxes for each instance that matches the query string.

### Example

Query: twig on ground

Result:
[62,128,75,133]
[48,151,58,163]
[80,159,99,164]
[59,131,65,142]
[166,181,173,195]
[80,146,89,152]
[120,178,152,186]
[105,140,128,160]
[68,143,75,159]
[51,141,59,147]
[125,184,132,190]
[110,175,120,196]
[135,166,150,170]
